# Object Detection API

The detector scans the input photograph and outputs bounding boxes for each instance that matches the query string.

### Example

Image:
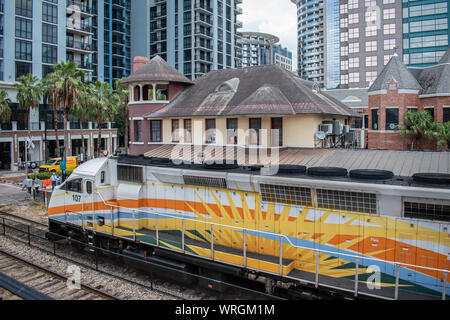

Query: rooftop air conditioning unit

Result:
[319,124,333,135]
[332,120,342,136]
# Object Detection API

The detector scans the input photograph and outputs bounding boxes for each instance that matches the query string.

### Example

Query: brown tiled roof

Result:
[122,55,194,85]
[145,64,359,118]
[144,145,450,176]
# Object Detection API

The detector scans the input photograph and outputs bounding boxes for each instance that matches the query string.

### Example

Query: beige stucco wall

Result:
[161,115,351,148]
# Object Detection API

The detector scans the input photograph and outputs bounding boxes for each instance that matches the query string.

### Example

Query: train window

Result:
[316,189,377,214]
[117,165,144,183]
[100,171,105,184]
[404,202,450,222]
[260,184,312,206]
[86,181,92,195]
[66,178,82,193]
[183,175,227,189]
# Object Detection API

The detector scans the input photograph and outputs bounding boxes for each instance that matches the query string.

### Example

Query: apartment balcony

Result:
[66,20,93,36]
[195,54,213,64]
[66,40,93,53]
[71,59,93,71]
[154,10,167,19]
[112,0,126,9]
[235,7,243,15]
[236,0,242,4]
[112,25,126,35]
[67,0,94,17]
[194,14,212,27]
[194,28,213,39]
[194,1,213,15]
[194,41,213,51]
[235,20,243,29]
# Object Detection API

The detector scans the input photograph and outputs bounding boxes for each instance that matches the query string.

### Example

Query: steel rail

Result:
[0,249,120,300]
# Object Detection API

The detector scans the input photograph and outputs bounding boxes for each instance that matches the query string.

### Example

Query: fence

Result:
[0,216,282,300]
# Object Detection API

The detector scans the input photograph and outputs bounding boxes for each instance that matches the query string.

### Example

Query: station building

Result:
[366,50,450,150]
[123,55,359,158]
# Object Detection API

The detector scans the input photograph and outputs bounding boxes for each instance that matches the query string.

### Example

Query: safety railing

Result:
[94,191,449,300]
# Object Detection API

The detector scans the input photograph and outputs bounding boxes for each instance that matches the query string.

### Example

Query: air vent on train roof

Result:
[412,173,450,185]
[307,167,348,177]
[349,169,394,180]
[278,165,307,174]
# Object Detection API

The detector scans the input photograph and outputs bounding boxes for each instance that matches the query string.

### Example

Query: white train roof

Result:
[73,157,108,176]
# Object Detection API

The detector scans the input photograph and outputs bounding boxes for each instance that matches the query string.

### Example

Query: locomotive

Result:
[47,155,450,300]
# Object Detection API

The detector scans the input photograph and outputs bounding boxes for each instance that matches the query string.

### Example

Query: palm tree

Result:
[0,90,12,124]
[86,81,119,158]
[41,73,61,157]
[396,111,435,150]
[14,74,42,177]
[114,78,130,153]
[50,61,85,160]
[436,121,450,149]
[72,82,90,160]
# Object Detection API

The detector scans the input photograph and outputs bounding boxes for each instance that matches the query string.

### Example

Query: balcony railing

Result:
[66,40,92,51]
[66,20,92,33]
[67,0,92,15]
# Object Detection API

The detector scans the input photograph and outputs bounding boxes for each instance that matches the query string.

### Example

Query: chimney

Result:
[133,56,150,73]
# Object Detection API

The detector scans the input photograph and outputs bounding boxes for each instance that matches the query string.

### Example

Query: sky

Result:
[240,0,298,71]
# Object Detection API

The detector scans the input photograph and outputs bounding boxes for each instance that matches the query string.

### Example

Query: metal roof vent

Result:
[312,83,320,94]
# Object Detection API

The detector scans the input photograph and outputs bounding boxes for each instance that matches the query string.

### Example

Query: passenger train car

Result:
[47,155,450,299]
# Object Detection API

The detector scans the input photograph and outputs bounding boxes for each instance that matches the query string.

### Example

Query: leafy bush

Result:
[30,170,73,180]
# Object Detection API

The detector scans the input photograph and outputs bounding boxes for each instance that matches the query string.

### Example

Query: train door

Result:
[83,179,95,230]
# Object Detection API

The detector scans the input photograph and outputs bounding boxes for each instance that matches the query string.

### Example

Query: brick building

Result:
[366,48,450,150]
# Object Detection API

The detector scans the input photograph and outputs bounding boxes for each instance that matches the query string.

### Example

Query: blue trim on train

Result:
[50,211,447,296]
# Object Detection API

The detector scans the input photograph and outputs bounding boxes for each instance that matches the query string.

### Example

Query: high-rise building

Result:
[99,0,132,84]
[237,32,293,71]
[291,0,326,87]
[338,0,403,89]
[1,0,131,84]
[293,0,449,90]
[273,44,293,72]
[131,0,243,80]
[0,0,122,169]
[402,0,449,67]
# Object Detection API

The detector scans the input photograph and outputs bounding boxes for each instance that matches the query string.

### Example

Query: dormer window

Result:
[215,78,240,93]
[217,83,233,92]
[388,78,398,91]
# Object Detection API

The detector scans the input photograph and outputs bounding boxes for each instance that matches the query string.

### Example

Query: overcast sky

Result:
[240,0,298,71]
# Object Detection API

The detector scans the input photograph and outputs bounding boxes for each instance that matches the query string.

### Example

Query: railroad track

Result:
[0,212,276,300]
[0,249,120,300]
[0,210,48,229]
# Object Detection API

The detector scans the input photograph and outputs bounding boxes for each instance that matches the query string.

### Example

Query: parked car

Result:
[39,157,78,173]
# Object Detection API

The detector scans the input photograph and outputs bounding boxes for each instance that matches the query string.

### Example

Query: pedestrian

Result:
[25,178,33,194]
[34,176,41,196]
[50,172,57,191]
[57,174,62,185]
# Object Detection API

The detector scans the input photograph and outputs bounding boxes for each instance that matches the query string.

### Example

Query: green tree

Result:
[86,81,119,158]
[436,121,450,149]
[49,61,85,160]
[14,74,42,177]
[41,73,61,157]
[72,82,91,160]
[0,90,12,124]
[396,111,435,150]
[114,78,130,153]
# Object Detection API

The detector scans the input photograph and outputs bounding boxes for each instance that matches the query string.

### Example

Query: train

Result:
[46,154,450,300]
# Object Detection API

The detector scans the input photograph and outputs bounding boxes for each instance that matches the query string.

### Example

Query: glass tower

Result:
[402,0,449,67]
